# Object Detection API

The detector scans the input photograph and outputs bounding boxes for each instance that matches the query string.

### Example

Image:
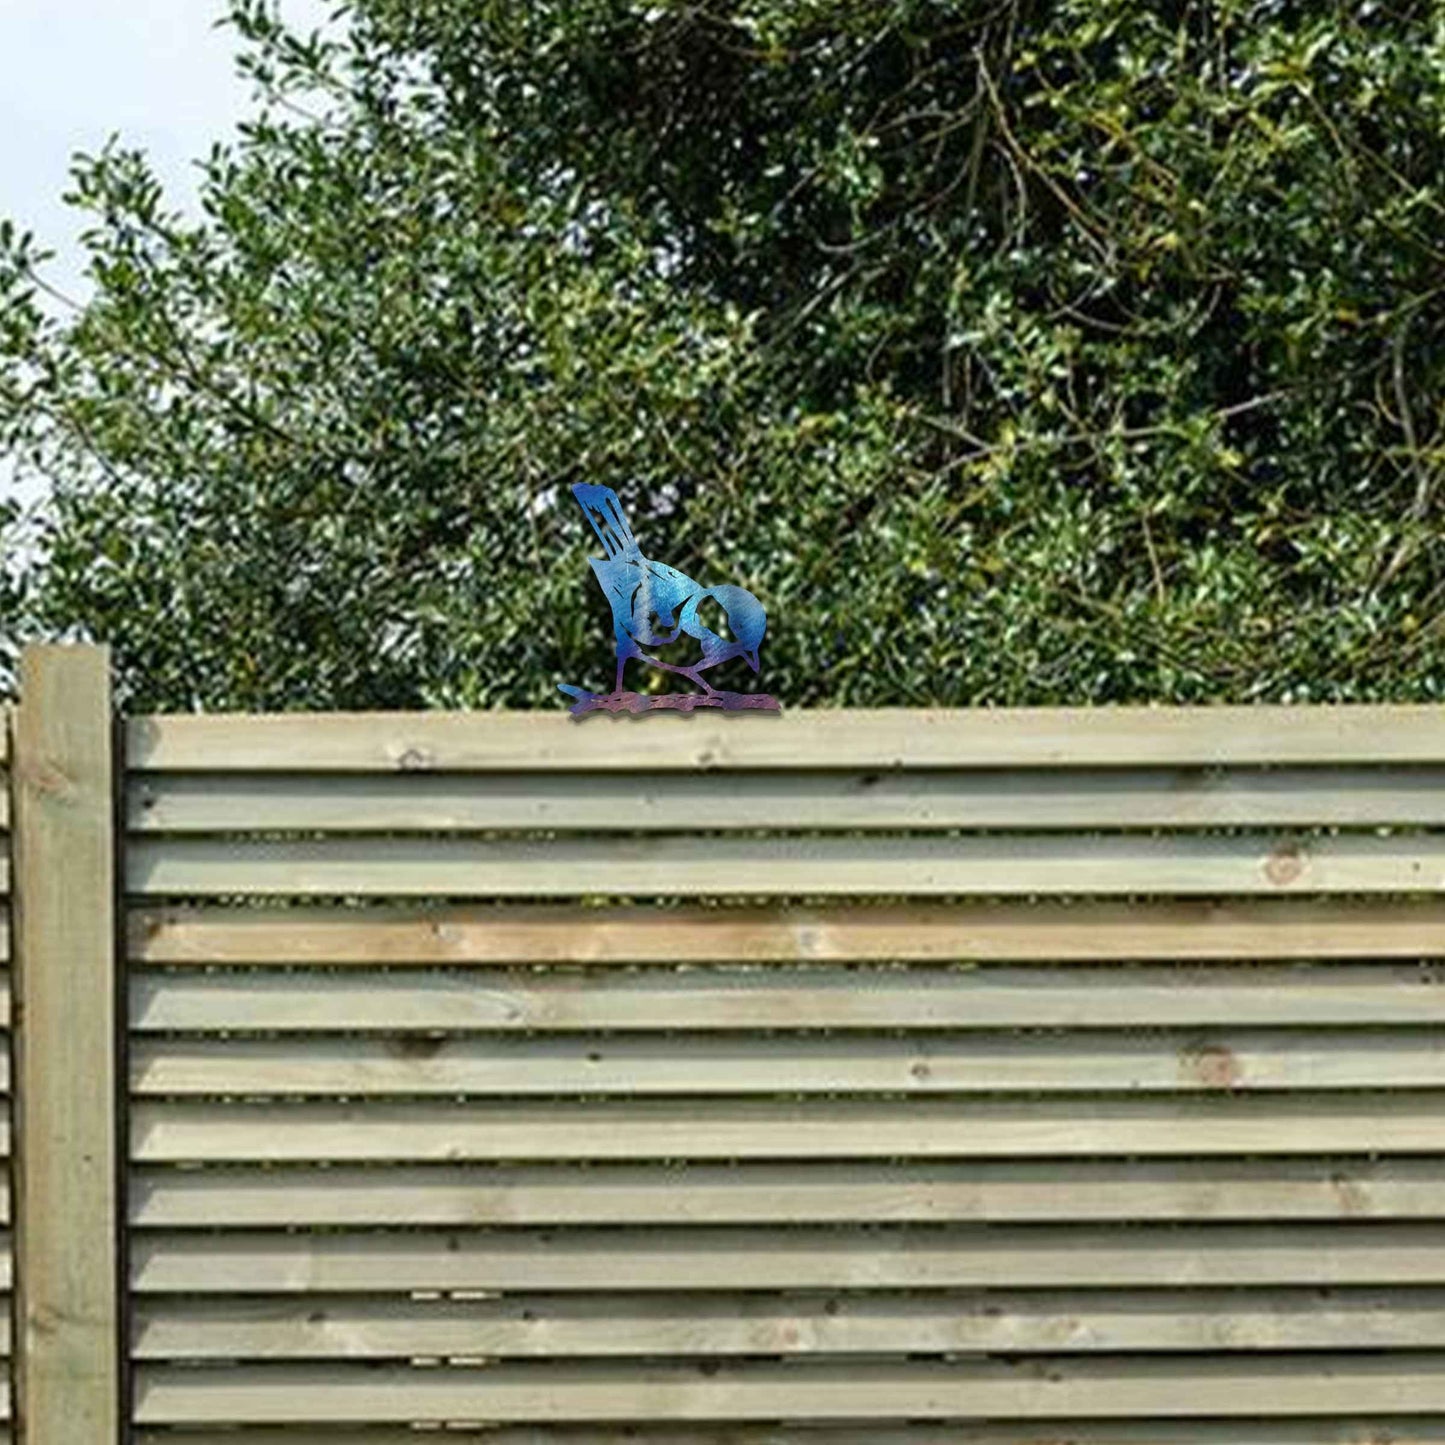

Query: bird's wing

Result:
[590,556,643,620]
[572,484,641,561]
[640,560,703,618]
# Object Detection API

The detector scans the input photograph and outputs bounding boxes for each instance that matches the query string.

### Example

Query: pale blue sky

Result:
[0,0,326,504]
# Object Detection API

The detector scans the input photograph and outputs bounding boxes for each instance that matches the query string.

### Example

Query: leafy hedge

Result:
[2,0,1442,708]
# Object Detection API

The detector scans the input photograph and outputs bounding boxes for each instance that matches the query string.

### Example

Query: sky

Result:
[0,0,327,507]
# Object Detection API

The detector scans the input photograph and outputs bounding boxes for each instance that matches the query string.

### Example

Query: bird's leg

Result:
[636,651,719,696]
[614,650,629,696]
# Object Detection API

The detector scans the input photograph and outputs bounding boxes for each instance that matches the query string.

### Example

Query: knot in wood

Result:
[29,758,75,801]
[29,1303,64,1337]
[1180,1040,1241,1089]
[1263,839,1305,886]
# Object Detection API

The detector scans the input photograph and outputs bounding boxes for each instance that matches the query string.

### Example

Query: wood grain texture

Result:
[12,646,119,1442]
[130,1288,1445,1358]
[127,1028,1445,1095]
[126,1355,1445,1423]
[123,831,1445,897]
[128,1224,1445,1292]
[126,964,1445,1032]
[125,705,1445,770]
[125,1158,1445,1226]
[128,898,1445,963]
[123,764,1445,832]
[127,1094,1445,1163]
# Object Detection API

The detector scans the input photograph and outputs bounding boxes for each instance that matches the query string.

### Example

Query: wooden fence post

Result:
[12,645,121,1442]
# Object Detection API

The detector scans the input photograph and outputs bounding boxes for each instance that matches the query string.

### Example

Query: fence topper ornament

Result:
[559,483,781,717]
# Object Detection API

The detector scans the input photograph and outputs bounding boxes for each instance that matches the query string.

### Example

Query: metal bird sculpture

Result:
[559,483,780,716]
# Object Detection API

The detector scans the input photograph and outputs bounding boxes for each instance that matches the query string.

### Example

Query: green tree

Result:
[2,0,1443,708]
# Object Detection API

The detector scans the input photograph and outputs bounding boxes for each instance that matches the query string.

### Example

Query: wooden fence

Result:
[12,642,1445,1439]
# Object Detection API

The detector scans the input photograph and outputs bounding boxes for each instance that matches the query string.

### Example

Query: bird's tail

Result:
[572,484,641,560]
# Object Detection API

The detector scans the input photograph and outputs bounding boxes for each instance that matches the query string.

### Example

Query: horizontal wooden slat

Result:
[124,765,1445,832]
[126,1355,1445,1422]
[126,1159,1445,1226]
[130,1028,1445,1096]
[125,706,1445,771]
[128,1225,1445,1292]
[128,898,1445,963]
[122,1425,1445,1445]
[127,965,1445,1032]
[123,832,1445,898]
[130,1288,1445,1358]
[128,1095,1445,1163]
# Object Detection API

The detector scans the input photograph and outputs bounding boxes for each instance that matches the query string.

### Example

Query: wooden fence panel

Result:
[116,702,1445,1439]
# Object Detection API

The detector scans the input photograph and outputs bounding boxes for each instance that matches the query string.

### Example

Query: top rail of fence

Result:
[126,705,1445,771]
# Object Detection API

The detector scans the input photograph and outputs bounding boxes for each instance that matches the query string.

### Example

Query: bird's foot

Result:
[559,683,781,718]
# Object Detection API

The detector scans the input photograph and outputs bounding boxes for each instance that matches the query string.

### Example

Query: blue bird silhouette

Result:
[566,483,767,697]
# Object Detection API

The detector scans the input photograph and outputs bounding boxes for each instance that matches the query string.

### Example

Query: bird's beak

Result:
[744,649,760,673]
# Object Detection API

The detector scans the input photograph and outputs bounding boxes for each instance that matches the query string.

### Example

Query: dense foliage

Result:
[2,0,1443,708]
